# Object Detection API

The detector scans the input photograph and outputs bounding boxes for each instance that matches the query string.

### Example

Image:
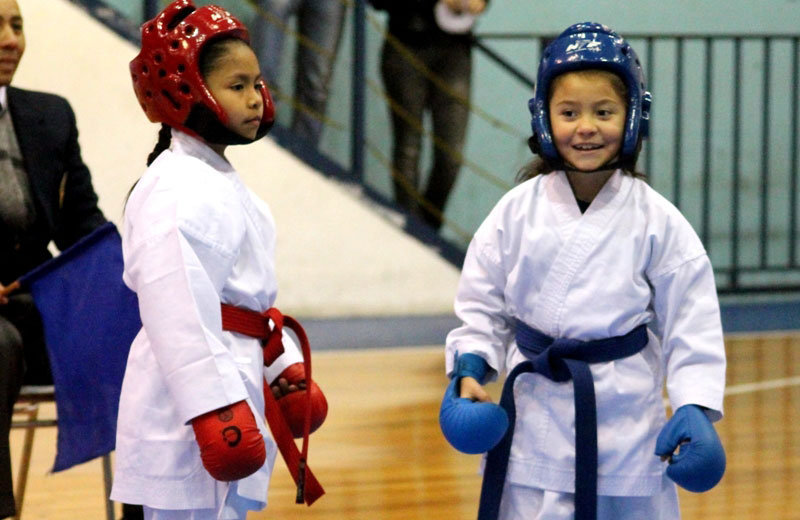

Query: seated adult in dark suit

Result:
[0,1,115,518]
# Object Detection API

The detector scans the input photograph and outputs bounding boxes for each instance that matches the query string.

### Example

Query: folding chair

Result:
[11,385,114,520]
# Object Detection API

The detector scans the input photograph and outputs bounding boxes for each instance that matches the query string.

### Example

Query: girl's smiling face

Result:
[204,40,264,142]
[548,70,627,173]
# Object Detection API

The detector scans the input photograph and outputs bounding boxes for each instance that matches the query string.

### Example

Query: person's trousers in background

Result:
[250,0,347,147]
[0,294,48,518]
[380,36,472,230]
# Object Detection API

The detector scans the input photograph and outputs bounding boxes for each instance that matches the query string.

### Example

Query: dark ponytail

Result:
[125,124,172,211]
[515,156,555,183]
[147,123,172,166]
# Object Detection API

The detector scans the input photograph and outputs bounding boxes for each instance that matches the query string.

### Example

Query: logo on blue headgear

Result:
[528,22,653,170]
[565,38,602,54]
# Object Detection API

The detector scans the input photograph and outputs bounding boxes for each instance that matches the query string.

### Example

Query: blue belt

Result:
[477,321,649,520]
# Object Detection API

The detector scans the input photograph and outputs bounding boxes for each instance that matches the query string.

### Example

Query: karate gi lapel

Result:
[533,170,631,337]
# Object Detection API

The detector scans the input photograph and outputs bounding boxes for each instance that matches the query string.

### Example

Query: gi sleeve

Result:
[650,251,726,422]
[445,231,514,382]
[125,175,251,425]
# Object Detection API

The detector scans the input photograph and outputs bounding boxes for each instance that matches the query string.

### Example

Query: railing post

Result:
[731,38,742,291]
[791,37,799,267]
[351,0,366,182]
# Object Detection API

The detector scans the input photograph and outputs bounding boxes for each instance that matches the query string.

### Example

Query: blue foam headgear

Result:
[529,22,653,170]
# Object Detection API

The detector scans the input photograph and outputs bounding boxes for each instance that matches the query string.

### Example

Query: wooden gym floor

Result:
[10,333,800,519]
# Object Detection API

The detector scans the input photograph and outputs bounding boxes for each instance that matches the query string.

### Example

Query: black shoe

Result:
[120,503,144,520]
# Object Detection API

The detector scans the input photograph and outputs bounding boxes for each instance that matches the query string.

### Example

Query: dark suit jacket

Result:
[367,0,488,45]
[0,86,106,285]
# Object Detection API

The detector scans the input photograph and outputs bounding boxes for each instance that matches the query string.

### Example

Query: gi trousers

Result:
[497,477,680,520]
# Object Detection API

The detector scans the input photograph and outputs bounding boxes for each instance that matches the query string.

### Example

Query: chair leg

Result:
[102,453,114,520]
[12,394,112,518]
[13,404,39,520]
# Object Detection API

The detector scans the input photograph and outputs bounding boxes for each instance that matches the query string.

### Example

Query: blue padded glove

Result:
[655,404,726,492]
[452,351,491,384]
[439,353,509,454]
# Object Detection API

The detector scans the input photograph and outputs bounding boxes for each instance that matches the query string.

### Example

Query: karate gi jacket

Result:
[446,170,726,497]
[111,130,302,514]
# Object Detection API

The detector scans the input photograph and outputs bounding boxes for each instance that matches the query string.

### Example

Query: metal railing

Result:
[629,33,800,293]
[375,25,800,293]
[474,32,800,292]
[137,2,800,293]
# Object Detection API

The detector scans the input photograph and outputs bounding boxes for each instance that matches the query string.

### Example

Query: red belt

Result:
[221,303,324,506]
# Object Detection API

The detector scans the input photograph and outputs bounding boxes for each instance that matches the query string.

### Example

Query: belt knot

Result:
[531,337,586,382]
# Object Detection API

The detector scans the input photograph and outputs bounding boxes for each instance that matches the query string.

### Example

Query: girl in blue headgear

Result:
[441,22,726,520]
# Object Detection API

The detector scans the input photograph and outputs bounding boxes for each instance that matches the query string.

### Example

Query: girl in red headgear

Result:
[111,2,326,518]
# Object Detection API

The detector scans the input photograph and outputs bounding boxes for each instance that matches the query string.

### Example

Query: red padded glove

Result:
[268,363,328,438]
[191,400,266,481]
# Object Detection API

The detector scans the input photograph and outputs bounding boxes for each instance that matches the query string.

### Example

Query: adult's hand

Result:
[0,280,20,304]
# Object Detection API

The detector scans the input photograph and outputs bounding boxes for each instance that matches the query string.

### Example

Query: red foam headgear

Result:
[130,0,274,141]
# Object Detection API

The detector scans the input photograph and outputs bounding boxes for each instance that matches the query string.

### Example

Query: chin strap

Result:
[564,160,627,175]
[183,104,272,146]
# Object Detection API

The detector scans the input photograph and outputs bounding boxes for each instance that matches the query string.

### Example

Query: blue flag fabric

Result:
[19,222,140,472]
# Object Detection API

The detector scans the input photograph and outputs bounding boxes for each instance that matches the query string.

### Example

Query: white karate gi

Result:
[111,130,302,519]
[446,170,726,518]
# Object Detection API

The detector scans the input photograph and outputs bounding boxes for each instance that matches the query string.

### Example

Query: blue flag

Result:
[19,222,140,472]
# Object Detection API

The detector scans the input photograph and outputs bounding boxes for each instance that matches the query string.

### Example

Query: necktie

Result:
[0,105,32,231]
